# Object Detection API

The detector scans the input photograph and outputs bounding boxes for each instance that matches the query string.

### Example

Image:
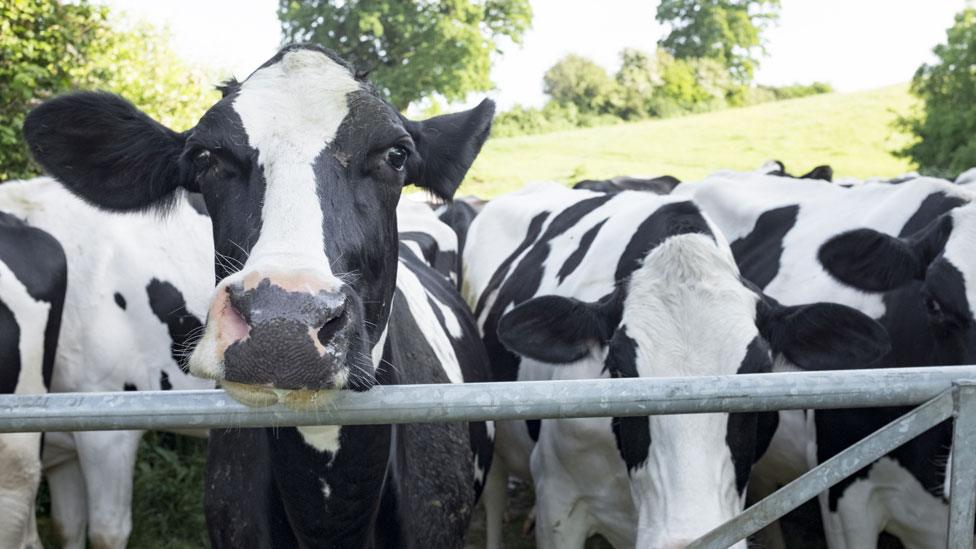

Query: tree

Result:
[898,8,976,177]
[614,48,662,119]
[656,0,780,83]
[0,0,217,181]
[543,54,619,115]
[278,0,532,110]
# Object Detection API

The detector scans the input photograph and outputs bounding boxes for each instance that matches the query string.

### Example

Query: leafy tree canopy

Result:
[898,8,976,177]
[656,0,780,83]
[543,54,619,115]
[278,0,532,110]
[1,0,218,181]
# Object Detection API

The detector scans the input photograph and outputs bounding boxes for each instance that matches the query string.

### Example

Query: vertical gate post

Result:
[947,382,976,549]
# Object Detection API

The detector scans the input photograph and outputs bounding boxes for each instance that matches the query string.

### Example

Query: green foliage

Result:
[0,0,218,181]
[127,433,209,549]
[1,0,103,180]
[500,46,831,138]
[36,432,208,548]
[656,0,780,83]
[278,0,532,110]
[542,54,619,115]
[897,8,976,177]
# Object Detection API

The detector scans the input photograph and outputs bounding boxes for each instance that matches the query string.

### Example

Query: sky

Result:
[105,0,968,110]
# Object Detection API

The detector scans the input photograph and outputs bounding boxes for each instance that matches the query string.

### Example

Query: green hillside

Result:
[460,85,917,197]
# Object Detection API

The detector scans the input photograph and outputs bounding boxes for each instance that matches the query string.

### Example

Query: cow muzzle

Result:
[192,269,363,403]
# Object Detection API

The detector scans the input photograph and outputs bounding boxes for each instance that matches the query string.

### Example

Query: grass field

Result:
[460,84,917,198]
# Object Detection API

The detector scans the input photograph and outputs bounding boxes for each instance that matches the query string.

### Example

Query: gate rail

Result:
[2,365,976,548]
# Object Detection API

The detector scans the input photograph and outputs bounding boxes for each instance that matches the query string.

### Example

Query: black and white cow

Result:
[675,173,976,548]
[0,206,66,549]
[956,168,976,186]
[573,175,682,195]
[462,183,889,548]
[24,44,494,547]
[747,160,834,182]
[0,177,213,549]
[433,196,488,282]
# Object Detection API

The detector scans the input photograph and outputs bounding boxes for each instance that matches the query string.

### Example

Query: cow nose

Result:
[226,280,347,344]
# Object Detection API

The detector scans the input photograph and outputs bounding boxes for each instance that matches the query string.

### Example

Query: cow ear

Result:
[817,215,952,292]
[23,91,192,212]
[498,292,622,364]
[404,99,494,200]
[757,299,890,371]
[800,165,833,181]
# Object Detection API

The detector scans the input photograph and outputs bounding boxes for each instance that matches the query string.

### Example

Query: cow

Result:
[24,44,495,547]
[462,183,890,548]
[0,208,66,549]
[750,160,834,182]
[399,196,463,284]
[0,177,214,549]
[573,175,682,194]
[674,172,976,548]
[433,196,488,282]
[956,168,976,186]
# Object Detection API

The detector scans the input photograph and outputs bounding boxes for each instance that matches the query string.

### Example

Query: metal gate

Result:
[2,365,975,548]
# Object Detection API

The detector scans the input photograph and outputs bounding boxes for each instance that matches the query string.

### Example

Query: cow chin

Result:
[221,375,349,410]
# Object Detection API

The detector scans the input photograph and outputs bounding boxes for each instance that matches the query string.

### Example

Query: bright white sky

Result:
[105,0,967,110]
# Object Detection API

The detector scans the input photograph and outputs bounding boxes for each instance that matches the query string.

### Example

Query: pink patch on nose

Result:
[210,287,251,357]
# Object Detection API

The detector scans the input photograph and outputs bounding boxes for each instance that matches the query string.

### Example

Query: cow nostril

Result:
[226,283,251,325]
[317,312,346,347]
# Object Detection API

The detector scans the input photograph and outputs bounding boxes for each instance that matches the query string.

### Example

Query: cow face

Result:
[24,45,493,406]
[818,201,976,365]
[498,234,888,547]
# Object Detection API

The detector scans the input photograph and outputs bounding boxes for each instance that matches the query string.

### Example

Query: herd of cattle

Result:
[0,44,974,549]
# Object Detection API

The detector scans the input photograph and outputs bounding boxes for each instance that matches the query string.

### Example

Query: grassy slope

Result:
[460,84,917,198]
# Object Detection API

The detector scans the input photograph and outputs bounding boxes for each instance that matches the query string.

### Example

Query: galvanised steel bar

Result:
[687,388,956,549]
[1,367,976,433]
[947,382,976,549]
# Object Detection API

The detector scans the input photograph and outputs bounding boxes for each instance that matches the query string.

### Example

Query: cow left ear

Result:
[497,291,623,364]
[404,99,495,200]
[817,214,952,292]
[757,299,891,371]
[23,91,193,212]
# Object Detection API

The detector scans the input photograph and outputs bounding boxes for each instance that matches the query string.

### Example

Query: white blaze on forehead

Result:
[622,234,755,545]
[232,48,361,272]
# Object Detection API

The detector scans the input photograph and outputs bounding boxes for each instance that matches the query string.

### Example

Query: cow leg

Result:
[44,432,87,549]
[820,483,884,549]
[532,451,591,549]
[483,452,508,549]
[0,432,43,549]
[533,482,591,549]
[748,474,787,549]
[749,410,810,549]
[75,430,142,549]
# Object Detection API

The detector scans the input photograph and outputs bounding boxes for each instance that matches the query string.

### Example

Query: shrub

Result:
[897,8,976,177]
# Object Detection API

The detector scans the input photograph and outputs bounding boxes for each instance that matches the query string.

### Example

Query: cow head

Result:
[818,200,976,365]
[24,45,493,406]
[497,233,888,547]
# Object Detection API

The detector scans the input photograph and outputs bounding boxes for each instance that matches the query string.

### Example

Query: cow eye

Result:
[925,296,942,317]
[193,150,213,173]
[386,146,408,171]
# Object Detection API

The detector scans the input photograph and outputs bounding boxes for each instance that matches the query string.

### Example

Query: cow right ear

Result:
[497,292,622,364]
[817,215,952,292]
[23,91,192,212]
